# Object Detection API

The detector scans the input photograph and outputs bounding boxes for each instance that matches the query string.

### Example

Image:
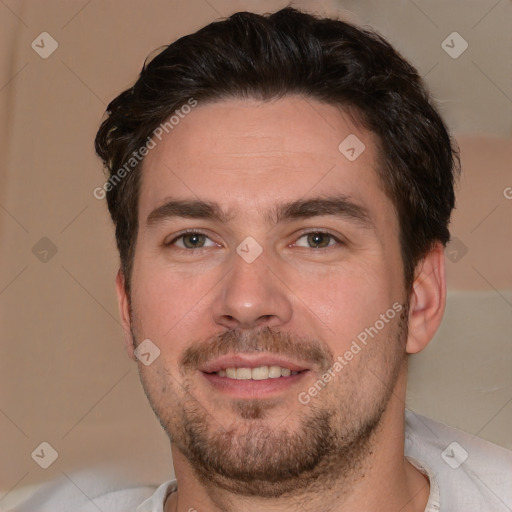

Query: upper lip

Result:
[200,354,310,373]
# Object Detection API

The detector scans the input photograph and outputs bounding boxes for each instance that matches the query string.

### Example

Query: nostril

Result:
[222,315,238,324]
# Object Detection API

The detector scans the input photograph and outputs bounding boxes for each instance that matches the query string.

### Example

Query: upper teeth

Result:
[217,366,297,380]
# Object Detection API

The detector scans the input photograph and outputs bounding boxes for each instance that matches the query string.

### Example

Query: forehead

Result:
[138,96,394,228]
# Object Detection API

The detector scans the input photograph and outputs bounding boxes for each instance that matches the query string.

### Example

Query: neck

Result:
[165,373,430,512]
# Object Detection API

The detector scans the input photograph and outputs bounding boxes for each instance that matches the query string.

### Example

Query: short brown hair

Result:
[95,7,459,293]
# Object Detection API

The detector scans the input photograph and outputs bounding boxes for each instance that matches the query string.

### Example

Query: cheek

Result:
[138,361,186,428]
[130,260,216,342]
[288,260,396,349]
[331,304,407,387]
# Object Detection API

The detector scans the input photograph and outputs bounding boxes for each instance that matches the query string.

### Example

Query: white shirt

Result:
[136,410,512,512]
[14,410,512,511]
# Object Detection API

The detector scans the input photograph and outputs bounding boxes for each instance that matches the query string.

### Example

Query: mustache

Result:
[180,326,334,374]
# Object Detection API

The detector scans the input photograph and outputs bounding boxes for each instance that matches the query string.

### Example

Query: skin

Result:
[116,96,446,512]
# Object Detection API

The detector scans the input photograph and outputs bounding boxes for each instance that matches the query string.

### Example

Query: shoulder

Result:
[13,475,158,512]
[404,409,512,512]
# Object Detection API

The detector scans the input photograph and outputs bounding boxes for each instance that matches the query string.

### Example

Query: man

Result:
[93,7,511,512]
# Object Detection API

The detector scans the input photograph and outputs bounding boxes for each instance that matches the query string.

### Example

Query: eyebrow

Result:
[146,195,374,230]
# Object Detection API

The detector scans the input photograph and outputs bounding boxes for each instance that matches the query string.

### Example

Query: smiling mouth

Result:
[208,365,304,380]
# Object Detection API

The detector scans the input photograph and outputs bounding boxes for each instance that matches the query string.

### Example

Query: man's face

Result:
[123,97,410,495]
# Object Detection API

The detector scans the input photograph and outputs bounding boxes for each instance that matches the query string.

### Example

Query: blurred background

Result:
[1,0,511,509]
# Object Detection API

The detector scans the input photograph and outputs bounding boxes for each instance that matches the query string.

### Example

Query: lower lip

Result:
[201,371,310,399]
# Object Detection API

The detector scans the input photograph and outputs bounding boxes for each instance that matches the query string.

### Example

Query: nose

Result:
[211,250,293,330]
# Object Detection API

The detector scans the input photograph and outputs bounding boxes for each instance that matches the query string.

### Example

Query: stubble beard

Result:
[135,306,409,499]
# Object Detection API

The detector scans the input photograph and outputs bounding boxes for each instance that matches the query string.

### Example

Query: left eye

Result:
[172,233,217,249]
[295,232,339,249]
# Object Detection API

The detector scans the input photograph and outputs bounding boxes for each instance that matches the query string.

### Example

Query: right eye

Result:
[166,231,217,249]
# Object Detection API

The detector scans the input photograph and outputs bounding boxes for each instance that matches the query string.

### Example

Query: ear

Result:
[115,269,136,360]
[406,242,446,354]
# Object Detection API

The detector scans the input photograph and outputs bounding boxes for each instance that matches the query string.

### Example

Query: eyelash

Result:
[164,229,345,251]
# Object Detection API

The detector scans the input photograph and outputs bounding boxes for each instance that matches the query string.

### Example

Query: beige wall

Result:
[1,0,511,508]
